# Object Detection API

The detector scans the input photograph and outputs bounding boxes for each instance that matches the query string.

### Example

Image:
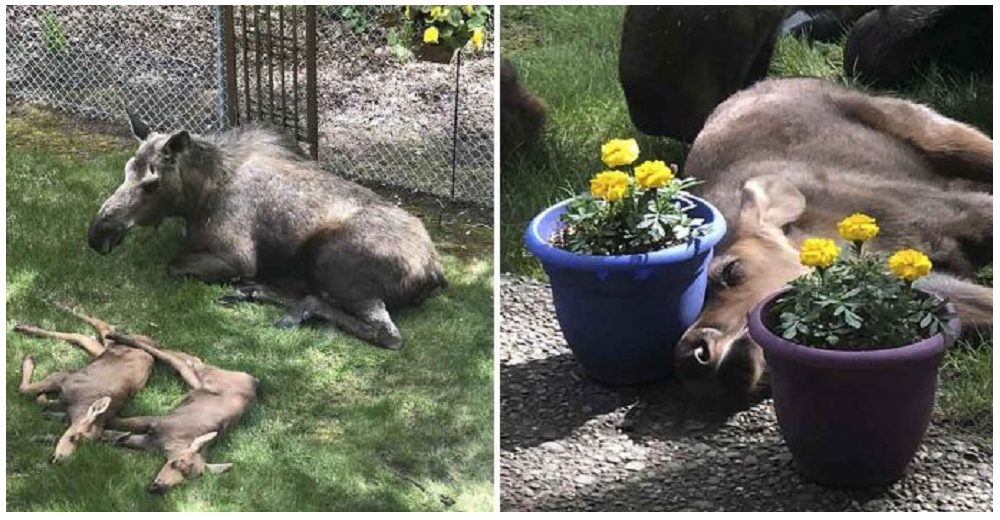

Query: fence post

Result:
[305,6,318,160]
[219,6,238,128]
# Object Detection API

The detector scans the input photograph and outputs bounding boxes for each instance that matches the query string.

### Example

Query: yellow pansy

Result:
[888,249,932,281]
[634,160,674,189]
[837,212,879,242]
[423,26,439,44]
[590,170,630,202]
[799,238,841,268]
[463,5,474,15]
[470,28,484,50]
[600,138,639,168]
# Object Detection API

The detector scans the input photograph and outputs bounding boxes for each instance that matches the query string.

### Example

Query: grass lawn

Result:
[6,106,494,511]
[500,6,992,440]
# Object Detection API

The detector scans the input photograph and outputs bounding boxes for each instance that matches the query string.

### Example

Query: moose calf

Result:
[103,332,258,494]
[15,304,154,462]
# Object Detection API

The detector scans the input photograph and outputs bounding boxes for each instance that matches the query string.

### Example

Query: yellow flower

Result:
[799,238,841,268]
[600,138,640,168]
[470,28,484,49]
[423,26,439,44]
[888,249,933,281]
[463,4,474,15]
[590,170,630,202]
[634,160,674,189]
[837,212,879,242]
[430,6,449,20]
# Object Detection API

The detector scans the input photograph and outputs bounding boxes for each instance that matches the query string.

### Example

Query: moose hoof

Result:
[274,315,302,329]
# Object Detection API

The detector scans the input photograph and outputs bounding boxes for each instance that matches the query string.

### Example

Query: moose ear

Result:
[739,175,806,231]
[127,112,151,141]
[87,396,112,418]
[189,431,218,451]
[164,131,191,157]
[78,396,112,428]
[205,462,233,474]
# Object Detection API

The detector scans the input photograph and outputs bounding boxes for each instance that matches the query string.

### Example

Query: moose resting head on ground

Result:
[14,304,154,463]
[103,331,258,494]
[675,78,993,398]
[87,117,447,349]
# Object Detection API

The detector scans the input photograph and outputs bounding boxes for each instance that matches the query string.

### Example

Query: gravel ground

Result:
[500,274,993,512]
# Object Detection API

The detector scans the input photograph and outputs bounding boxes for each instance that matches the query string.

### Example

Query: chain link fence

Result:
[6,5,494,208]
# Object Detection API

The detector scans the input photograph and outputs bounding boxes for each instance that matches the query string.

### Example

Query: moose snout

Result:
[674,327,727,397]
[87,216,127,255]
[676,328,719,371]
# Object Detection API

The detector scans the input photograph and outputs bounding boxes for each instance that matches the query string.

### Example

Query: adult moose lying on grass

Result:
[87,116,447,349]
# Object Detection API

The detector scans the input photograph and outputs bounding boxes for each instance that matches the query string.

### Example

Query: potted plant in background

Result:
[747,213,959,487]
[396,5,489,63]
[524,138,727,385]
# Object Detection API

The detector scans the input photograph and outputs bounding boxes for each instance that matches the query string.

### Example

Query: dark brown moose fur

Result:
[501,58,548,160]
[88,119,446,349]
[104,331,258,495]
[674,78,993,397]
[15,304,154,463]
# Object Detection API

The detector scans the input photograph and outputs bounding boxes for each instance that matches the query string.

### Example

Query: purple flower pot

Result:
[747,290,959,487]
[524,194,726,385]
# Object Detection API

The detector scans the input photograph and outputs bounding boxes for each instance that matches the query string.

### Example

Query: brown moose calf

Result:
[103,332,258,494]
[15,305,154,463]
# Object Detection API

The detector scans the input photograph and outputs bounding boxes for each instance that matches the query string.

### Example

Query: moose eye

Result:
[721,258,744,287]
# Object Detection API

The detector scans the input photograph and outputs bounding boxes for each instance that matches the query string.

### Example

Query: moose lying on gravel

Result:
[103,332,258,494]
[88,116,446,349]
[675,78,993,397]
[15,304,154,463]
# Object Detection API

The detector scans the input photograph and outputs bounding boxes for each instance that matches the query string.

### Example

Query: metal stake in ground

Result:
[441,48,463,228]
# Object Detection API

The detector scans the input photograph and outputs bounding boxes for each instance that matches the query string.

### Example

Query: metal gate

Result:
[220,5,318,158]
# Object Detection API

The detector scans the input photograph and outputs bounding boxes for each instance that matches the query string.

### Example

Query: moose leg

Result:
[837,91,992,183]
[107,416,160,434]
[19,356,68,396]
[276,295,402,350]
[14,323,105,357]
[218,282,298,307]
[104,333,204,389]
[55,302,114,340]
[916,273,993,331]
[168,252,245,282]
[105,432,153,450]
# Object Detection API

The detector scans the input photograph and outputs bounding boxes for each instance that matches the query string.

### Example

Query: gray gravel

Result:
[500,274,993,511]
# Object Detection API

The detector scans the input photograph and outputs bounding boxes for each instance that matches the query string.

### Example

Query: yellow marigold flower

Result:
[430,6,449,20]
[590,170,630,202]
[888,249,933,281]
[471,28,484,49]
[837,212,879,242]
[634,160,674,189]
[799,238,841,268]
[423,26,440,44]
[463,4,474,15]
[600,138,640,168]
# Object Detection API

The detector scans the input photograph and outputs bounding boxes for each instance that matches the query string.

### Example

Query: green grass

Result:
[6,106,494,511]
[501,6,991,441]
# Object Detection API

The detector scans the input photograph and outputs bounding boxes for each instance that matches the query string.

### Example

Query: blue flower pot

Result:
[524,194,727,385]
